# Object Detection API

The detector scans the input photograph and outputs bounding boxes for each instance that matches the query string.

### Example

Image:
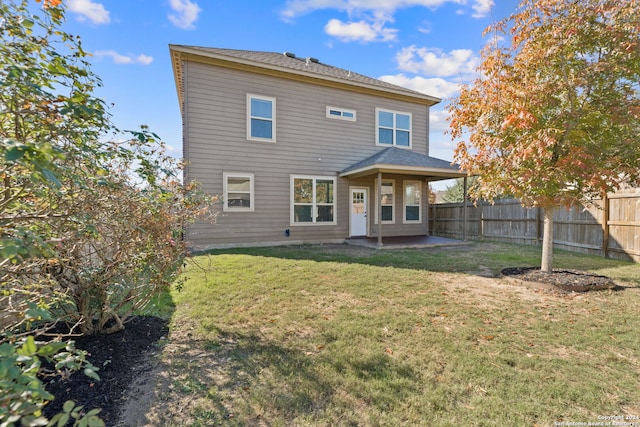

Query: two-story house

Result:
[169,45,466,250]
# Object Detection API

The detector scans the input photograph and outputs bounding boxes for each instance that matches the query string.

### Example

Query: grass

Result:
[155,242,640,426]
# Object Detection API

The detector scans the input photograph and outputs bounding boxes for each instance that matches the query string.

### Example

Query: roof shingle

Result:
[170,45,440,105]
[340,147,463,176]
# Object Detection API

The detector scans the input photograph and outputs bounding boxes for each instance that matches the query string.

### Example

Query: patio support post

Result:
[377,171,383,247]
[425,178,430,236]
[463,176,468,241]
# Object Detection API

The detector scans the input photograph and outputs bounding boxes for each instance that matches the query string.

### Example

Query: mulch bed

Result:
[41,316,169,426]
[501,267,619,292]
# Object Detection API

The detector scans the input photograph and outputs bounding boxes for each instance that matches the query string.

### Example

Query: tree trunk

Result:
[541,208,554,272]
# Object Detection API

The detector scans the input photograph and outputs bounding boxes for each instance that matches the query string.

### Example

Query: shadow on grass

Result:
[167,328,421,425]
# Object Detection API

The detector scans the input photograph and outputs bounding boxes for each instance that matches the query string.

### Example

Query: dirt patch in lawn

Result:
[501,266,620,292]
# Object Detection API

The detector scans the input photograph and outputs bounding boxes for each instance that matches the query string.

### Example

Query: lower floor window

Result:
[291,175,336,225]
[404,180,421,222]
[223,172,254,212]
[375,179,395,224]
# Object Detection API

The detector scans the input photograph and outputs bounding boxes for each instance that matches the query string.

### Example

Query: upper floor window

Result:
[247,94,275,142]
[376,108,411,148]
[291,175,336,225]
[326,106,356,121]
[223,173,254,212]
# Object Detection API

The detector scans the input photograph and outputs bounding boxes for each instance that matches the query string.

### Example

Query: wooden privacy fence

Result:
[429,188,640,263]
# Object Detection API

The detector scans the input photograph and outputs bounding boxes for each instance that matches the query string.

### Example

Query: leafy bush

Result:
[0,337,100,427]
[1,0,215,424]
[1,0,215,338]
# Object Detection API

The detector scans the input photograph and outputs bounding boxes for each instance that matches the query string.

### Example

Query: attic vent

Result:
[306,57,320,64]
[283,52,296,58]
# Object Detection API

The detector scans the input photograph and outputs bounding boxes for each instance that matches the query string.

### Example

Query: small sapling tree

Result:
[448,0,640,271]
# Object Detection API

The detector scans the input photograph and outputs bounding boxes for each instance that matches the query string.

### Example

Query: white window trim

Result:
[374,178,395,225]
[403,180,422,224]
[223,172,255,212]
[290,175,337,226]
[375,107,412,148]
[247,94,276,142]
[326,106,356,121]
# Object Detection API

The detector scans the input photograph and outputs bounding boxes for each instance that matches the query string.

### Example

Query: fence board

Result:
[429,188,640,262]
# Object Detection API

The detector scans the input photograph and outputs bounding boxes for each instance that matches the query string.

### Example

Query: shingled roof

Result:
[169,45,440,107]
[340,147,465,179]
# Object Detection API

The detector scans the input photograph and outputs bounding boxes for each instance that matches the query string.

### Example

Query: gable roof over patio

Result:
[341,147,470,246]
[340,146,467,181]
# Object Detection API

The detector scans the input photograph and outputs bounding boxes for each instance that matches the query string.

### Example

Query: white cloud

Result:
[283,0,490,44]
[379,73,461,99]
[281,0,488,21]
[94,50,154,65]
[325,18,398,42]
[417,21,432,34]
[471,0,494,18]
[67,0,110,25]
[395,45,479,77]
[167,0,202,30]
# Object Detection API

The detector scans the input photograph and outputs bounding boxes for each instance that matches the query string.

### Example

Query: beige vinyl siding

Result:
[182,60,430,248]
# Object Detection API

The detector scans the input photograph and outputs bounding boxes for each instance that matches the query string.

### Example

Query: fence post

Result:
[479,200,484,240]
[602,194,610,259]
[463,177,468,241]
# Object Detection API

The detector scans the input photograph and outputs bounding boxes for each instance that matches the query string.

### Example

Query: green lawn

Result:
[154,242,640,426]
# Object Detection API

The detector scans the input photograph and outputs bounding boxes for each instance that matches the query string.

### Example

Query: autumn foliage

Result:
[448,0,640,209]
[1,0,216,338]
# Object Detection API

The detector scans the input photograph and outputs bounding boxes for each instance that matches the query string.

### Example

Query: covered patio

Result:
[340,147,469,247]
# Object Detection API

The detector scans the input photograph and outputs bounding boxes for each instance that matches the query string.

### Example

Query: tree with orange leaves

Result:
[36,0,63,8]
[448,0,640,271]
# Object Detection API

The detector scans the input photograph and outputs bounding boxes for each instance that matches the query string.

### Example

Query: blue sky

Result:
[57,0,521,188]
